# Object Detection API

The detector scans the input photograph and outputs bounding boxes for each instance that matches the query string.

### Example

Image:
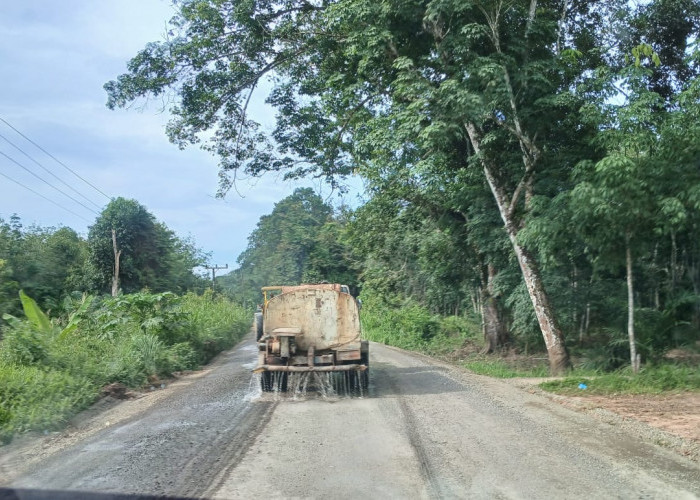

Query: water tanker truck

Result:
[253,283,369,392]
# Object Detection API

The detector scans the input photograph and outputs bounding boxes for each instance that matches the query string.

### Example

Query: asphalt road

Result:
[1,335,699,499]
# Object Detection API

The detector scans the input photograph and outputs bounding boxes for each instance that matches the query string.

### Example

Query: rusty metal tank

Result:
[263,286,361,351]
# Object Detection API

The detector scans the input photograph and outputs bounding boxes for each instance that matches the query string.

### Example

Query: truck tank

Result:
[254,284,369,392]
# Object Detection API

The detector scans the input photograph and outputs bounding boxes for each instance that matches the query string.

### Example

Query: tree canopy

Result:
[107,0,700,373]
[0,201,209,317]
[219,188,359,304]
[87,197,208,294]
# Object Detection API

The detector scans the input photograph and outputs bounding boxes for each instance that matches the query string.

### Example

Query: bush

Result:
[130,333,165,377]
[180,290,251,363]
[163,342,198,373]
[360,292,479,354]
[0,363,96,443]
[47,334,117,386]
[0,322,49,365]
[0,290,251,442]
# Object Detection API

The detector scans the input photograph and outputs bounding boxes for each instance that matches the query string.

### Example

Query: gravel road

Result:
[1,335,698,499]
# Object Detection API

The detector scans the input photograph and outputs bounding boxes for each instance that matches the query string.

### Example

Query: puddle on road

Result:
[240,343,258,354]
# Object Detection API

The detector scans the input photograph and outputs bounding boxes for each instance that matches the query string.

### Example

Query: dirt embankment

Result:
[559,392,700,454]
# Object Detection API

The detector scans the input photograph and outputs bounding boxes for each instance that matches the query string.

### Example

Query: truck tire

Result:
[254,312,263,341]
[360,352,370,391]
[261,372,273,392]
[360,369,369,391]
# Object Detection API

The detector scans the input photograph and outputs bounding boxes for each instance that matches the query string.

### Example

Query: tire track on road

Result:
[195,400,277,498]
[381,367,443,499]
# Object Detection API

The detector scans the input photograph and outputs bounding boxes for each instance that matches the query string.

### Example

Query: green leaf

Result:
[392,57,414,70]
[18,290,52,335]
[58,294,95,339]
[2,313,21,329]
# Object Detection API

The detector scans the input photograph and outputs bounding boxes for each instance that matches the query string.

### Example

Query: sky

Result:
[0,0,362,272]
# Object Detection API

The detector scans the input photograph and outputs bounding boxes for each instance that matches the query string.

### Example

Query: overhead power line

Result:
[0,150,99,215]
[0,170,91,223]
[0,116,112,201]
[0,131,103,210]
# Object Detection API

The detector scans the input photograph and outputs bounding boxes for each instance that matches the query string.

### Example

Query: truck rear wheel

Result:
[360,352,369,391]
[254,312,263,341]
[360,369,369,391]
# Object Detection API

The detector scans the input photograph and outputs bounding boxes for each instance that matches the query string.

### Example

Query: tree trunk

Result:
[670,231,678,292]
[571,262,578,327]
[626,235,640,373]
[691,262,700,329]
[481,264,509,353]
[579,302,590,344]
[511,238,570,373]
[465,122,571,374]
[111,229,122,297]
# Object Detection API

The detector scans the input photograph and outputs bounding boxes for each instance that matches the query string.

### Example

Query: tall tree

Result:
[88,198,207,294]
[0,216,89,313]
[107,0,700,372]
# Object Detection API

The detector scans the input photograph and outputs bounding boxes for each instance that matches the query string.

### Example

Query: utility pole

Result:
[205,264,228,290]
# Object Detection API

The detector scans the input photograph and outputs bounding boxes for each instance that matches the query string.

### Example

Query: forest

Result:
[105,0,700,375]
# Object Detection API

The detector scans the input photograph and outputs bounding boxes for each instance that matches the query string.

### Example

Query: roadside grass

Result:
[0,365,95,441]
[540,364,700,395]
[0,290,250,443]
[180,291,252,364]
[463,358,550,378]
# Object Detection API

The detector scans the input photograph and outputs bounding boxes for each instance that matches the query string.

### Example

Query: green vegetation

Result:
[0,199,209,318]
[0,290,249,442]
[463,360,550,379]
[540,365,700,396]
[106,0,700,376]
[4,3,700,446]
[88,198,209,295]
[219,188,360,305]
[360,293,480,356]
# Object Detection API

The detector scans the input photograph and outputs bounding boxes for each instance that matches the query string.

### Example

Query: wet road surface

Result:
[2,335,699,499]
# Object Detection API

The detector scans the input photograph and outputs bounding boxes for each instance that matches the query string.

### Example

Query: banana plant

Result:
[18,290,52,334]
[59,293,94,338]
[2,290,93,338]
